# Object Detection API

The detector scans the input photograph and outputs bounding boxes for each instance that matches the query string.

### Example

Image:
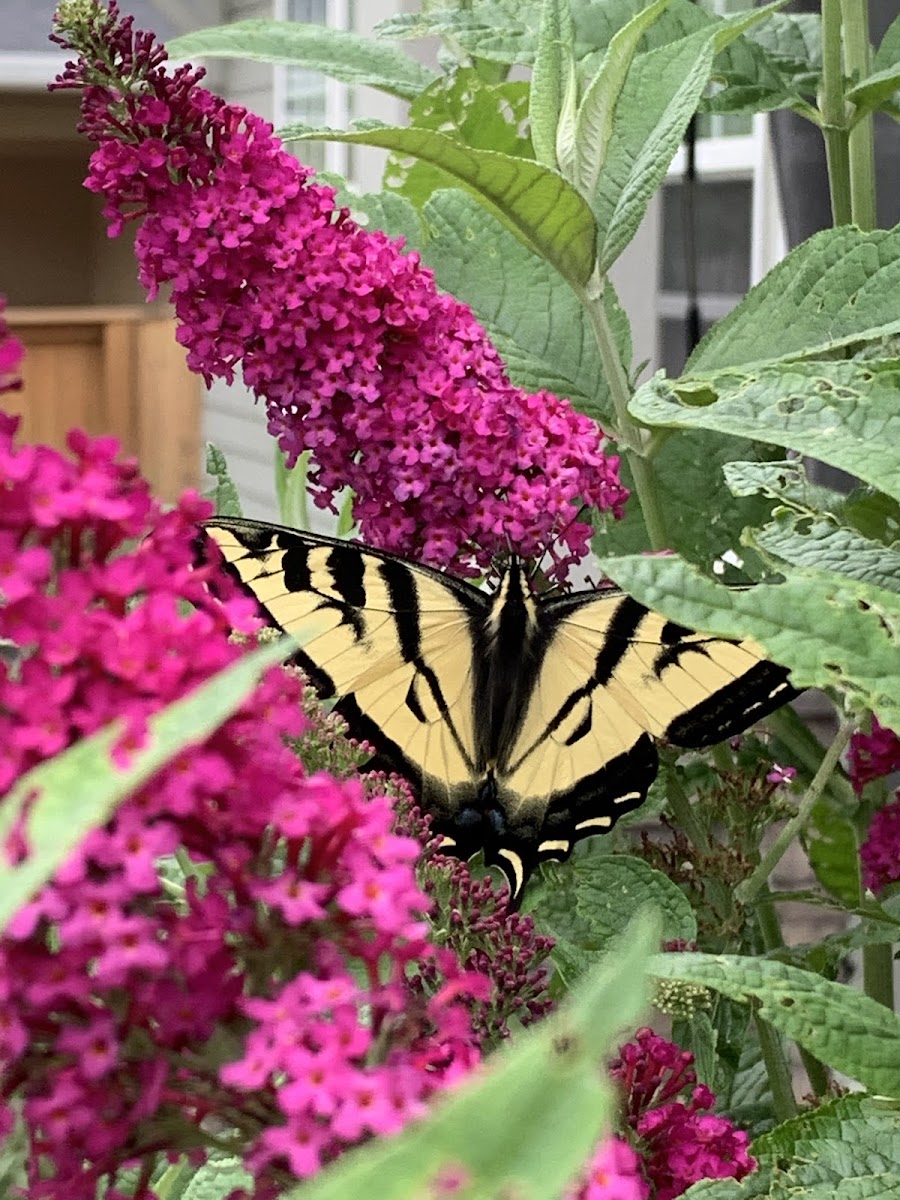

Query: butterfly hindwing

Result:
[490,590,795,872]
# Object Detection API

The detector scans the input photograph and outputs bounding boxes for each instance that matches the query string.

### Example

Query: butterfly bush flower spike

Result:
[51,0,627,580]
[610,1028,755,1199]
[0,402,485,1198]
[860,795,900,894]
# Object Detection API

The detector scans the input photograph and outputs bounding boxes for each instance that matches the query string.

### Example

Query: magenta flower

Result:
[51,0,627,580]
[765,763,797,786]
[0,298,22,394]
[609,1028,755,1199]
[565,1137,650,1200]
[860,793,900,894]
[848,718,900,793]
[0,407,485,1198]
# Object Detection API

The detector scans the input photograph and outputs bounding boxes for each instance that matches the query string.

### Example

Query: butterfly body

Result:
[203,518,796,903]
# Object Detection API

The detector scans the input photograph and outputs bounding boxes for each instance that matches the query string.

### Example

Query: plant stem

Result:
[666,770,710,853]
[579,270,669,550]
[841,0,876,230]
[736,719,856,904]
[820,0,853,225]
[767,706,856,810]
[754,1012,798,1122]
[755,886,831,1099]
[863,941,896,1010]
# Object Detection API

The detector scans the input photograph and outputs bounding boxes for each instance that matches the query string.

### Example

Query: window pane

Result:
[284,0,330,172]
[660,179,752,295]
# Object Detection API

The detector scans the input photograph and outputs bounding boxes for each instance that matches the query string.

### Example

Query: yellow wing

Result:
[493,590,795,870]
[202,518,490,823]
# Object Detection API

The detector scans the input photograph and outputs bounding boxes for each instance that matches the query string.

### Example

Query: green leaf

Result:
[682,1168,774,1199]
[573,0,672,201]
[375,3,544,65]
[806,792,862,907]
[593,6,779,270]
[748,511,900,594]
[383,70,533,210]
[687,226,900,372]
[593,27,716,270]
[167,21,435,101]
[527,854,695,987]
[600,553,900,731]
[754,1095,900,1189]
[530,0,577,171]
[847,64,900,118]
[593,432,776,570]
[648,953,900,1096]
[723,458,848,516]
[874,14,900,73]
[204,443,242,518]
[283,123,597,288]
[290,913,658,1200]
[629,361,900,505]
[0,640,294,935]
[420,188,629,423]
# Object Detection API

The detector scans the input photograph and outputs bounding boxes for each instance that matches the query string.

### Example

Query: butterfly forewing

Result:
[204,520,489,814]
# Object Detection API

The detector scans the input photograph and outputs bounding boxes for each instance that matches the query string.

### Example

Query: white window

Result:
[274,0,351,175]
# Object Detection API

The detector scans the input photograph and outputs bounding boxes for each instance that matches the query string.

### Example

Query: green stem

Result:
[665,771,710,853]
[863,941,896,1010]
[736,719,856,904]
[754,1013,798,1122]
[767,705,856,809]
[820,0,853,225]
[756,886,831,1098]
[578,271,669,550]
[841,0,876,230]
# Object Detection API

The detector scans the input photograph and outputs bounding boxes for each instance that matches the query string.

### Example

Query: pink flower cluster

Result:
[0,409,483,1198]
[0,298,22,393]
[860,795,900,894]
[848,718,900,793]
[610,1028,755,1199]
[566,1137,649,1200]
[51,1,627,579]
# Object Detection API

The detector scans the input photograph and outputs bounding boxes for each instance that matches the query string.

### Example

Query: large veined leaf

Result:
[527,855,696,989]
[420,188,629,424]
[593,432,777,571]
[167,21,436,101]
[281,124,597,289]
[592,6,781,270]
[648,954,900,1096]
[600,553,900,732]
[0,640,294,934]
[687,226,900,371]
[748,512,900,594]
[289,913,658,1200]
[629,361,900,505]
[383,70,533,211]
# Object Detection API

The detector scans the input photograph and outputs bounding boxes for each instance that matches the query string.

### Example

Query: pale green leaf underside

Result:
[649,954,900,1096]
[601,554,900,731]
[749,512,900,594]
[629,361,900,504]
[291,914,657,1200]
[167,21,435,100]
[529,0,576,169]
[282,124,597,288]
[688,226,900,371]
[0,640,293,934]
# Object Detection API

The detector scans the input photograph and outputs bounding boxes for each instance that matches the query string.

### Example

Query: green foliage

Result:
[0,640,294,934]
[282,122,598,288]
[649,953,900,1096]
[286,913,658,1200]
[527,854,696,988]
[168,20,436,100]
[204,443,242,518]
